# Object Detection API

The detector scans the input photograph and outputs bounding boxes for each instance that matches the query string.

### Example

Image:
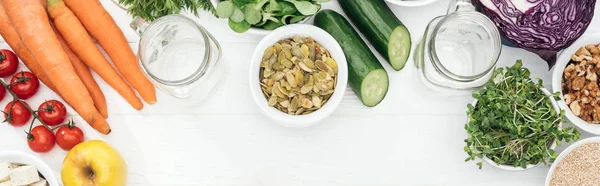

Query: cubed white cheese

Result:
[27,178,46,186]
[0,163,11,182]
[0,180,12,186]
[8,165,39,185]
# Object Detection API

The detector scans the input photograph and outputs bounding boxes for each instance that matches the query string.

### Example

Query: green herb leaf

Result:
[118,0,216,21]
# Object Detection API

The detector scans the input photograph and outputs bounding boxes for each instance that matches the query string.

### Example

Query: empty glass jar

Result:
[132,14,224,103]
[414,0,501,92]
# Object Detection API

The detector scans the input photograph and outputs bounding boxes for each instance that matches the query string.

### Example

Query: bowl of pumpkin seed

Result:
[249,24,348,128]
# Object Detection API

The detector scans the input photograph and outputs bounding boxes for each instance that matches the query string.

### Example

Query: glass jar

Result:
[131,15,224,104]
[414,0,501,92]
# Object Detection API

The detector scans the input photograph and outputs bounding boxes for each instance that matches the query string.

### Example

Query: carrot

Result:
[2,0,110,134]
[63,0,157,104]
[47,0,143,111]
[53,28,109,118]
[0,2,58,94]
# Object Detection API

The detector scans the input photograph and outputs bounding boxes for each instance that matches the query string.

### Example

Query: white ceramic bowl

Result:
[385,0,440,7]
[211,0,315,35]
[545,137,600,186]
[0,151,60,186]
[469,88,561,171]
[552,33,600,135]
[249,24,348,128]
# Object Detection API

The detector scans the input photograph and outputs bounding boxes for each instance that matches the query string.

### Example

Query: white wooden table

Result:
[1,0,600,185]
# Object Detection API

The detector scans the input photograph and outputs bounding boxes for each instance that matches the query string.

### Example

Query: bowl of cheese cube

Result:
[0,151,58,186]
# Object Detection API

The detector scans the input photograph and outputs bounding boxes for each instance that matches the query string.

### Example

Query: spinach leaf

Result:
[244,3,262,24]
[228,19,251,33]
[283,0,320,15]
[230,6,245,22]
[216,1,235,18]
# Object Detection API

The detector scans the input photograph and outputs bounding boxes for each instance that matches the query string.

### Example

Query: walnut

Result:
[585,71,598,82]
[571,101,582,116]
[565,64,575,78]
[572,54,585,62]
[565,93,575,105]
[576,47,592,56]
[572,76,586,90]
[582,97,591,104]
[586,45,600,55]
[576,65,587,76]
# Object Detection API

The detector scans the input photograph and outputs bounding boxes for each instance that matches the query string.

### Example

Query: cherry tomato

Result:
[38,100,67,126]
[55,125,84,151]
[27,125,55,153]
[3,101,31,127]
[0,85,5,102]
[9,71,39,99]
[0,50,18,77]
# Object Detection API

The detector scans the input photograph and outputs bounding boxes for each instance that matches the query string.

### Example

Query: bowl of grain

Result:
[552,33,600,135]
[546,137,600,186]
[248,24,348,128]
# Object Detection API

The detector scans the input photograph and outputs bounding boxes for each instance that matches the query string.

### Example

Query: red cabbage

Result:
[472,0,597,68]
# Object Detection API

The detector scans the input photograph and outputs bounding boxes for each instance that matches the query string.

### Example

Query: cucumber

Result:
[315,10,389,107]
[340,0,412,71]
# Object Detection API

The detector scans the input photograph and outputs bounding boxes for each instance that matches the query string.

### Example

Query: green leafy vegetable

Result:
[464,60,580,169]
[118,0,216,21]
[216,0,329,32]
[230,6,245,22]
[244,4,262,24]
[216,1,235,18]
[228,19,251,33]
[283,0,320,15]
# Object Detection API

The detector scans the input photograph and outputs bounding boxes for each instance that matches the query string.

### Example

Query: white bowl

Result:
[552,33,600,135]
[469,88,561,171]
[210,0,313,35]
[545,137,600,186]
[0,151,60,186]
[385,0,440,7]
[249,24,348,128]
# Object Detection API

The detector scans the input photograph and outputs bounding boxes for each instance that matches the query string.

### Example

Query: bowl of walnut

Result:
[552,33,600,135]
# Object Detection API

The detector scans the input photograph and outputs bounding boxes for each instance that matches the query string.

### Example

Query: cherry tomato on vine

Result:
[0,50,18,77]
[27,125,55,153]
[38,100,67,126]
[9,71,39,99]
[0,85,5,102]
[3,101,31,127]
[55,125,84,151]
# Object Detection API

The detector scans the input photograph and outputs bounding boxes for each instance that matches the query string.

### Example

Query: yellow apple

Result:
[61,140,127,186]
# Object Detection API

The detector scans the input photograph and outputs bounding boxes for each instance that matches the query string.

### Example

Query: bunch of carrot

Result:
[0,0,157,135]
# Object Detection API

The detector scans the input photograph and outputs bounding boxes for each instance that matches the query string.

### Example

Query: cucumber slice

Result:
[389,26,412,70]
[361,69,389,107]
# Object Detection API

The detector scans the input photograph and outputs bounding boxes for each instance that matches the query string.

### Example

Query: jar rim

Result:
[138,15,218,87]
[428,11,501,82]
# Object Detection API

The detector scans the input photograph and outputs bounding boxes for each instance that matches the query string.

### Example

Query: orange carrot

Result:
[53,28,109,118]
[0,2,58,94]
[2,0,110,134]
[47,0,143,111]
[63,0,157,104]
